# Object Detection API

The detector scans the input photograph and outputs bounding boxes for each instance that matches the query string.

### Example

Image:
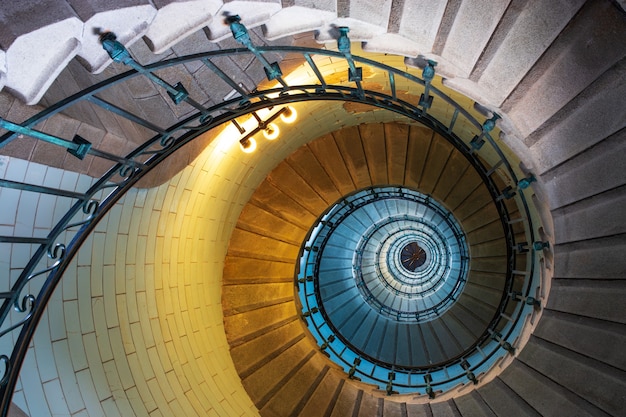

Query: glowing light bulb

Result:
[280,106,297,123]
[263,123,279,140]
[240,137,257,153]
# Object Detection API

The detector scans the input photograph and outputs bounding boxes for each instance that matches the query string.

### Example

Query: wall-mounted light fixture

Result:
[238,106,297,152]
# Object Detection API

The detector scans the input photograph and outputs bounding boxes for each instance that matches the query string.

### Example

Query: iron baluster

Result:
[227,16,287,87]
[100,32,212,122]
[419,60,436,112]
[337,27,364,98]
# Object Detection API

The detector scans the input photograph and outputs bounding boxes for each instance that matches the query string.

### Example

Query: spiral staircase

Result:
[0,1,625,417]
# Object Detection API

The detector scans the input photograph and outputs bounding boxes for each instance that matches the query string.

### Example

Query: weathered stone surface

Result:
[475,0,586,105]
[440,0,509,77]
[519,337,626,416]
[478,376,541,417]
[554,235,626,280]
[552,186,626,244]
[205,1,282,41]
[535,309,626,371]
[527,58,626,173]
[454,390,497,417]
[546,279,626,324]
[264,6,335,40]
[0,0,82,104]
[143,0,220,54]
[504,0,626,136]
[500,359,609,417]
[542,128,626,210]
[68,0,157,73]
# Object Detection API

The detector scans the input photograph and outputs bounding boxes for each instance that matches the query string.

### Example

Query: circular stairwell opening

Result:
[299,186,471,369]
[400,242,427,271]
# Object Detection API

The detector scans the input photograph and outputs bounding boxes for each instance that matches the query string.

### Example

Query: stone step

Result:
[534,309,626,372]
[260,353,331,416]
[553,234,626,280]
[223,255,296,284]
[527,57,626,175]
[500,359,611,417]
[438,308,482,351]
[463,280,502,309]
[403,125,436,191]
[228,319,305,378]
[477,376,541,417]
[0,0,83,104]
[297,369,344,417]
[267,160,331,215]
[435,0,509,78]
[363,0,447,57]
[543,127,626,211]
[455,293,494,330]
[546,279,626,325]
[248,180,319,231]
[333,125,373,189]
[205,1,281,41]
[227,227,300,263]
[552,185,626,245]
[328,380,360,417]
[235,201,307,245]
[453,390,497,417]
[263,4,335,40]
[284,143,345,205]
[455,0,586,107]
[143,0,220,54]
[68,0,157,74]
[518,336,626,416]
[503,0,626,137]
[240,338,316,411]
[306,132,361,197]
[466,219,505,246]
[419,134,455,195]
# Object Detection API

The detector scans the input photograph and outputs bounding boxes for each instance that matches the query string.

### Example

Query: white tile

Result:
[77,266,94,334]
[43,167,63,188]
[0,155,9,179]
[24,161,47,186]
[43,378,71,416]
[101,396,122,417]
[76,368,106,417]
[64,300,88,371]
[14,190,39,236]
[33,310,58,383]
[34,194,56,229]
[0,187,20,225]
[10,242,34,270]
[46,284,66,342]
[5,158,29,182]
[19,348,51,417]
[91,232,105,270]
[76,173,94,195]
[52,196,73,230]
[82,332,111,401]
[77,233,93,266]
[60,170,79,192]
[51,339,85,413]
[133,188,147,208]
[62,261,78,301]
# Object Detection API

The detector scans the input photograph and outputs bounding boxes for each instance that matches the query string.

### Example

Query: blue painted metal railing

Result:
[0,19,543,413]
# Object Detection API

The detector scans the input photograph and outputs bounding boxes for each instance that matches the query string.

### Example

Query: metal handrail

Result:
[0,21,542,411]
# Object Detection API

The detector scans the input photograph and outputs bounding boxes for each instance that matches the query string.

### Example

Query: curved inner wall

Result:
[17,102,427,417]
